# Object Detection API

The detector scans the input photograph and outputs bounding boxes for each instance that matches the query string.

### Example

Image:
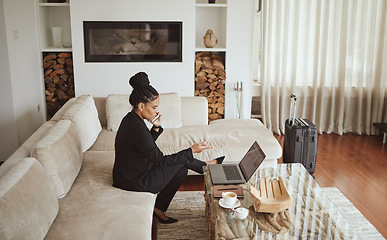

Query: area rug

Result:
[322,187,384,239]
[157,191,208,240]
[157,189,383,239]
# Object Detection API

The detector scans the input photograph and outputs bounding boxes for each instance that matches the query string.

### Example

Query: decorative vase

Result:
[203,29,218,48]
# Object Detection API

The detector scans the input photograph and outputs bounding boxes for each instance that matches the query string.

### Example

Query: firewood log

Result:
[44,69,54,77]
[196,71,207,77]
[202,57,212,68]
[43,54,56,63]
[202,69,213,74]
[53,64,64,70]
[57,58,66,65]
[212,59,224,69]
[195,76,208,82]
[196,82,210,89]
[209,82,218,91]
[58,52,71,58]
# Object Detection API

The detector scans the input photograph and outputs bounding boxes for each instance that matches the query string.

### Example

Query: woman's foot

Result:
[206,159,217,165]
[154,208,178,224]
[206,156,225,165]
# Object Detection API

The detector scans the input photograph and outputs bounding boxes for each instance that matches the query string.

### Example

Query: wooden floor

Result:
[179,133,387,238]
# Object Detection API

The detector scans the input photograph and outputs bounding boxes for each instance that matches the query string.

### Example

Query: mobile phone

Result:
[151,114,160,123]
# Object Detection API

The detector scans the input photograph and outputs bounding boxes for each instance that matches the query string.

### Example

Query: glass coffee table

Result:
[204,163,358,239]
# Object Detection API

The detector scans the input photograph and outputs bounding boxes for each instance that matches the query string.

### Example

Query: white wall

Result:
[0,0,18,161]
[71,0,255,119]
[225,0,255,119]
[2,0,45,150]
[71,0,195,97]
[0,0,255,159]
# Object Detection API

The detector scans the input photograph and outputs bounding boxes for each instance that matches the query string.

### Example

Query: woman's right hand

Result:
[191,141,213,153]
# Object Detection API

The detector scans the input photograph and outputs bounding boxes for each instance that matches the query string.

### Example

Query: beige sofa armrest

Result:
[181,96,208,126]
[0,158,59,240]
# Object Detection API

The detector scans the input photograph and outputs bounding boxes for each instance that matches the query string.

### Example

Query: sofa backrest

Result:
[0,95,101,180]
[0,121,56,179]
[30,120,83,198]
[0,157,59,240]
[181,96,208,126]
[60,95,102,152]
[106,94,132,131]
[106,93,208,131]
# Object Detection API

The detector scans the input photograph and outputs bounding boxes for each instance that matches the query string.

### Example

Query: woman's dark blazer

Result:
[112,110,193,193]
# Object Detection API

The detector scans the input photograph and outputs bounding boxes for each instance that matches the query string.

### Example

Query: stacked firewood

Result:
[43,52,74,119]
[195,52,226,122]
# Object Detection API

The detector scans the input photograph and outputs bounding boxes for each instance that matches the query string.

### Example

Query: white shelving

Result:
[195,0,227,4]
[38,3,70,7]
[37,0,72,52]
[195,0,227,52]
[195,3,227,7]
[41,47,72,52]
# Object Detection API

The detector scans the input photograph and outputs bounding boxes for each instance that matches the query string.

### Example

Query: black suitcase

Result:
[283,95,318,176]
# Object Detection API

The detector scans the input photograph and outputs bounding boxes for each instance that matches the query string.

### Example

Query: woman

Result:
[113,72,221,224]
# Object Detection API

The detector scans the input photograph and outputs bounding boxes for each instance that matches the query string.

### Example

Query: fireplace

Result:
[83,21,182,62]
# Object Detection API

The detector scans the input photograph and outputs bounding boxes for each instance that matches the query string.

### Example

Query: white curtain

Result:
[260,0,387,135]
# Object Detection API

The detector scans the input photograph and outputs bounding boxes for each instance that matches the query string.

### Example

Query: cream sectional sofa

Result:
[0,93,282,239]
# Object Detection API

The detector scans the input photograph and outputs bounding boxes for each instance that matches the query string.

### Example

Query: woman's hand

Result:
[191,141,213,153]
[151,113,162,127]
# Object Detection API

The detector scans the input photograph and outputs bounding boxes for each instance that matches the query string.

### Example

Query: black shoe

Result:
[153,212,178,224]
[216,156,225,164]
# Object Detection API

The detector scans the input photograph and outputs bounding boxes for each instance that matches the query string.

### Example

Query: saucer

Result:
[219,199,241,209]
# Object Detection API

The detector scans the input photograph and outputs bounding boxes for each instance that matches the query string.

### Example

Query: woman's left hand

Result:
[191,141,213,153]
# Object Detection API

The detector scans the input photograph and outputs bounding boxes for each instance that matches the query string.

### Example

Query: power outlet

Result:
[37,104,41,112]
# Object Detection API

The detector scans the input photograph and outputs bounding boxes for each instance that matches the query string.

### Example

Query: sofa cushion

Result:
[156,119,282,164]
[157,93,182,128]
[0,157,59,240]
[45,151,156,240]
[0,121,56,179]
[106,94,132,131]
[208,119,282,160]
[30,120,83,198]
[50,97,76,121]
[88,128,116,151]
[181,96,208,126]
[61,95,102,152]
[106,93,183,131]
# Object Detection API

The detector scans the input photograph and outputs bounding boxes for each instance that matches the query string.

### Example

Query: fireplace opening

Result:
[83,21,182,62]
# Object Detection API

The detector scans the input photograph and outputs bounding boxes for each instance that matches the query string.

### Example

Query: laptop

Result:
[208,141,266,185]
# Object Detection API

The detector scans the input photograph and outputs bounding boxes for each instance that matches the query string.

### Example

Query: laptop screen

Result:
[239,141,266,181]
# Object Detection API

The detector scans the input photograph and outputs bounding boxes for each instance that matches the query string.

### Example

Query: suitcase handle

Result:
[289,94,297,126]
[298,118,309,127]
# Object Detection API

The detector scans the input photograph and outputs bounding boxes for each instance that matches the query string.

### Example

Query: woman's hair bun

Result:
[129,72,150,89]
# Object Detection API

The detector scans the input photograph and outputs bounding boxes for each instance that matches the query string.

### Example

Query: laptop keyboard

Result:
[223,165,243,180]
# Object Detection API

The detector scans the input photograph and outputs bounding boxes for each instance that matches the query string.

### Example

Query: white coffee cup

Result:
[222,191,237,207]
[235,207,249,219]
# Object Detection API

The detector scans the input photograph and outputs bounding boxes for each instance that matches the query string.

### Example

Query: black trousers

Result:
[154,158,206,212]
